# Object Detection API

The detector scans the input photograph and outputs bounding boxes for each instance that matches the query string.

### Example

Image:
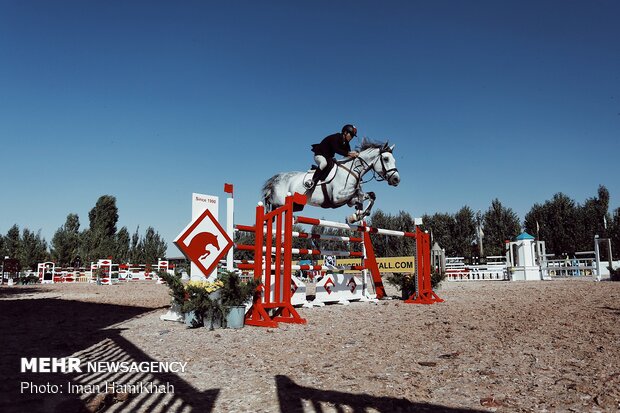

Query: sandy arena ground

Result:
[1,278,619,412]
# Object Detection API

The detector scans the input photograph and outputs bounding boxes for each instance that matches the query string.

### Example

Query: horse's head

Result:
[373,143,400,186]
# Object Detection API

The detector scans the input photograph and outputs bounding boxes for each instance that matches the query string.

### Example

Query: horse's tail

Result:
[261,175,277,211]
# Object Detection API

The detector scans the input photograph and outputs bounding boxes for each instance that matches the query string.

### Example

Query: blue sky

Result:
[1,1,619,256]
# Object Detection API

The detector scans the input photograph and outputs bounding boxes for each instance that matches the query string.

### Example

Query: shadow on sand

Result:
[2,288,488,412]
[0,293,219,412]
[276,375,488,413]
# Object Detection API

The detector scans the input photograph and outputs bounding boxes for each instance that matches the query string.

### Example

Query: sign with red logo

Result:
[174,208,233,280]
[347,277,357,293]
[324,277,335,295]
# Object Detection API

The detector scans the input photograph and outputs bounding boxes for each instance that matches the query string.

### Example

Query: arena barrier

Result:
[34,259,172,284]
[234,192,442,328]
[445,256,508,281]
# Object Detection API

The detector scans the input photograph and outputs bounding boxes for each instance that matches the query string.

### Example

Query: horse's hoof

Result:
[346,214,359,224]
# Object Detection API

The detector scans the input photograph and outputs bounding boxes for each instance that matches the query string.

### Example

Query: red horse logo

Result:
[186,232,220,262]
[347,277,357,293]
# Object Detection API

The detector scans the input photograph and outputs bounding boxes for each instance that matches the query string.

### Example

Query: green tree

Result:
[87,195,119,260]
[317,226,363,255]
[5,225,20,259]
[575,185,610,252]
[115,227,131,263]
[610,207,620,259]
[394,211,417,256]
[18,229,48,270]
[0,234,5,259]
[368,210,391,257]
[453,206,477,258]
[422,207,476,258]
[50,214,81,266]
[78,229,94,264]
[482,199,522,257]
[233,230,256,261]
[524,193,578,257]
[129,227,145,264]
[143,226,167,266]
[371,210,416,257]
[422,213,455,256]
[523,203,545,240]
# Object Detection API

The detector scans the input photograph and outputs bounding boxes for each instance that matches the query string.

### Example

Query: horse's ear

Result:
[382,142,394,152]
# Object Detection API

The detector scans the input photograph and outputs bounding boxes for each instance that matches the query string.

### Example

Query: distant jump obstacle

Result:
[233,192,442,328]
[35,259,172,285]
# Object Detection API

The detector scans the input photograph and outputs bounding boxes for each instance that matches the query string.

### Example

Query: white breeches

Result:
[314,155,327,170]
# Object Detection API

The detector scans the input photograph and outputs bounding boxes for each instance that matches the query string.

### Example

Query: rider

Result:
[304,124,360,189]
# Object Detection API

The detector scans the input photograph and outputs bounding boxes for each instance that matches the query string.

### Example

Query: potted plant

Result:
[94,267,106,285]
[182,279,225,329]
[386,272,417,299]
[218,271,260,328]
[430,268,446,289]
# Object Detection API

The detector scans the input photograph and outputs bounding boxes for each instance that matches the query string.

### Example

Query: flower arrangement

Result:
[182,279,226,328]
[160,269,260,329]
[185,279,224,294]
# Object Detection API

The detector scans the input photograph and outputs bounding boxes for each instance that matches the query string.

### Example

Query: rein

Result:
[339,148,398,186]
[317,146,397,208]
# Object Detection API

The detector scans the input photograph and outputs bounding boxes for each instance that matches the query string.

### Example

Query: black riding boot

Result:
[305,170,321,189]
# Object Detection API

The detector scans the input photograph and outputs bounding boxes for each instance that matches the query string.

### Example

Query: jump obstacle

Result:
[35,259,172,285]
[232,192,443,328]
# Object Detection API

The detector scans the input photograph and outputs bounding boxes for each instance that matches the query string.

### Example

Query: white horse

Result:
[262,140,400,223]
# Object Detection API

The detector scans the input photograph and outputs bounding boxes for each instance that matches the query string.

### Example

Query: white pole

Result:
[227,196,234,272]
[594,235,601,281]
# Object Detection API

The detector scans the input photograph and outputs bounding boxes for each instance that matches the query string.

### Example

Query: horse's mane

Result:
[358,138,391,152]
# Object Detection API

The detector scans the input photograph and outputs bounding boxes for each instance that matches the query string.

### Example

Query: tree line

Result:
[0,195,167,271]
[375,185,619,260]
[234,185,619,262]
[4,186,618,270]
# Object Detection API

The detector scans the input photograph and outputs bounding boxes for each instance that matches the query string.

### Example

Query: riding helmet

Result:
[342,124,357,137]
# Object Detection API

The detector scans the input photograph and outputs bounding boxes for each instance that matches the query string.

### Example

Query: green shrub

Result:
[158,271,186,306]
[218,271,261,307]
[385,273,416,299]
[386,269,445,299]
[19,274,40,285]
[431,268,446,288]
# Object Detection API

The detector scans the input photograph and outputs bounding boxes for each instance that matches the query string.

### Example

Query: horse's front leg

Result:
[359,191,376,220]
[346,191,376,224]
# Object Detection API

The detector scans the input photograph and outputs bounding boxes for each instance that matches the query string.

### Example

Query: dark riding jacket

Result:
[311,133,351,159]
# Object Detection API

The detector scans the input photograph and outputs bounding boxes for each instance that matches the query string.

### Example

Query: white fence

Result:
[445,257,508,281]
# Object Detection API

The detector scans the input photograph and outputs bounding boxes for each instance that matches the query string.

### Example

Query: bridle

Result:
[339,147,398,186]
[374,148,399,183]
